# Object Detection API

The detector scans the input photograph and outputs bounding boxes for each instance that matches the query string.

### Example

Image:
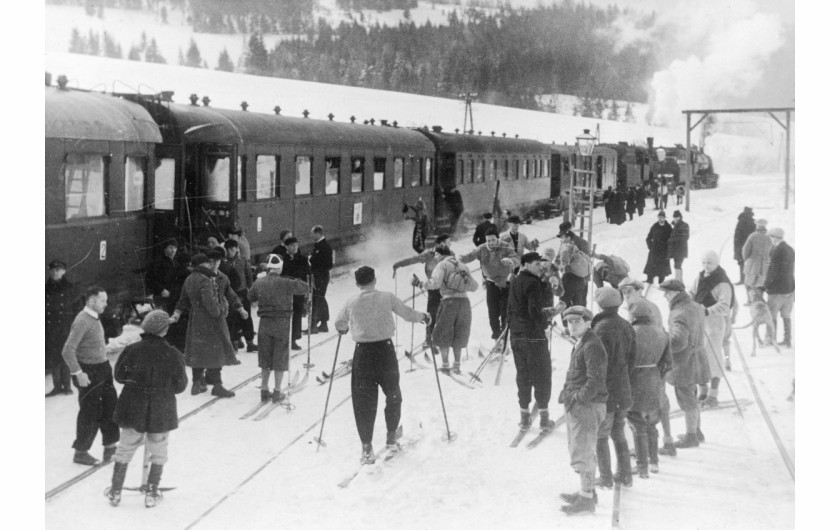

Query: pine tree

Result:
[103,31,122,59]
[145,38,166,64]
[216,48,235,72]
[608,99,620,121]
[128,45,141,61]
[185,38,203,68]
[87,30,100,56]
[245,33,269,74]
[69,28,85,54]
[624,102,635,123]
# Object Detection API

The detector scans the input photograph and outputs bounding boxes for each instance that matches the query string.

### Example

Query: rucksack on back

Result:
[443,257,470,292]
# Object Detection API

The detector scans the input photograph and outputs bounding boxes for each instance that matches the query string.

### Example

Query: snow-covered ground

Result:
[45,172,795,528]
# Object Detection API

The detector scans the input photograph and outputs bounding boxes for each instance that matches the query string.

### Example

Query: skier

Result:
[557,306,607,515]
[658,279,710,449]
[414,245,479,373]
[460,227,520,340]
[557,233,591,307]
[106,310,188,507]
[171,253,246,398]
[248,254,310,403]
[62,285,120,466]
[46,259,77,397]
[668,210,690,282]
[394,234,451,348]
[591,287,636,488]
[643,211,672,285]
[626,301,672,478]
[591,253,630,289]
[690,250,736,406]
[308,225,334,334]
[741,219,772,304]
[334,266,430,464]
[508,252,561,432]
[733,207,756,285]
[472,212,495,247]
[762,227,795,347]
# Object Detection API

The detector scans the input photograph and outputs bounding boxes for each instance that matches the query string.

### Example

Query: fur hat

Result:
[141,309,170,335]
[558,221,572,233]
[355,266,376,286]
[562,305,593,322]
[659,279,686,292]
[265,254,284,269]
[595,286,622,308]
[190,253,210,267]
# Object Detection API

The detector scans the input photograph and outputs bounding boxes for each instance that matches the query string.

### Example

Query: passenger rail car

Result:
[130,95,437,258]
[45,86,162,309]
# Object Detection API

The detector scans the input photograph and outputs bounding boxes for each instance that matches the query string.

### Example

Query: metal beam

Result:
[682,107,795,115]
[689,112,710,132]
[785,111,791,210]
[685,113,691,212]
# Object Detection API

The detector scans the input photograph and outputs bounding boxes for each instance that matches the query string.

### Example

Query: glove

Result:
[238,308,249,320]
[421,313,432,325]
[410,275,423,288]
[338,328,348,335]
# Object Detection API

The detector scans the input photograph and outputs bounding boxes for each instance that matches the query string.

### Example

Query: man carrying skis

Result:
[248,254,310,403]
[508,252,562,432]
[335,266,430,464]
[412,245,478,374]
[557,306,607,516]
[106,310,188,508]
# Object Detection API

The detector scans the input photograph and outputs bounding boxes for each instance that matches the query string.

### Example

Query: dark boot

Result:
[674,432,699,448]
[107,461,128,506]
[539,409,555,432]
[519,409,532,430]
[73,450,99,466]
[103,444,117,463]
[145,464,164,508]
[596,438,613,488]
[561,493,596,515]
[659,437,677,457]
[780,318,792,347]
[736,265,745,285]
[613,439,633,487]
[212,385,235,398]
[560,490,598,505]
[633,433,649,479]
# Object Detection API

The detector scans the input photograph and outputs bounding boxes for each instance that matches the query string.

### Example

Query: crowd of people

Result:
[47,203,793,513]
[603,179,685,226]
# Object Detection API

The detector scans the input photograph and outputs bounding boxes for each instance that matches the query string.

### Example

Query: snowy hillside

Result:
[45,172,795,528]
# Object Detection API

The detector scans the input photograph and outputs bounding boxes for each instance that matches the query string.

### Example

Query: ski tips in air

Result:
[441,432,458,443]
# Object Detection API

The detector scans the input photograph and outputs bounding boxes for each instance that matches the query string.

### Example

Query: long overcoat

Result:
[46,277,77,368]
[114,334,188,433]
[591,308,636,412]
[764,241,795,295]
[665,291,710,387]
[643,221,672,277]
[668,220,690,260]
[176,267,241,368]
[733,210,756,263]
[742,229,773,287]
[629,316,671,412]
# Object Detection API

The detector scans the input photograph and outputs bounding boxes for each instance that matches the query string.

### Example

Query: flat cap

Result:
[562,305,593,322]
[190,253,210,267]
[618,277,645,291]
[141,309,170,335]
[520,251,546,265]
[595,286,622,308]
[658,279,686,292]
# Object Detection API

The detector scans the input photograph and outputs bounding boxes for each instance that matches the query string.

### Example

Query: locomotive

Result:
[45,76,715,320]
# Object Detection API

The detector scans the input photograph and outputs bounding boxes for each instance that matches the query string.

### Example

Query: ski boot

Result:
[246,341,259,352]
[452,362,461,375]
[260,389,271,402]
[211,385,235,398]
[385,430,401,459]
[439,363,451,375]
[105,461,127,507]
[701,396,719,408]
[144,464,164,508]
[103,444,117,463]
[674,432,700,448]
[73,450,99,466]
[518,409,532,430]
[561,493,596,515]
[659,436,677,457]
[560,490,598,505]
[272,390,286,403]
[360,443,375,465]
[539,410,555,432]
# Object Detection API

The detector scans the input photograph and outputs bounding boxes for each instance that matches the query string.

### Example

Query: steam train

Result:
[45,77,715,318]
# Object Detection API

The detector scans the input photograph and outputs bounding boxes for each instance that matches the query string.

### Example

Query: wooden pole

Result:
[685,112,692,212]
[784,110,791,209]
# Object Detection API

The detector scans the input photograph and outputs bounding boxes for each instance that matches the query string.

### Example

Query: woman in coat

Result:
[46,259,78,396]
[626,302,672,477]
[733,207,756,284]
[625,187,636,221]
[643,211,672,284]
[741,219,772,304]
[668,210,690,282]
[107,310,188,507]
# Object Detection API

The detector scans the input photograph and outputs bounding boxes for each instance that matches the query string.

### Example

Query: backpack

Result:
[563,244,591,278]
[443,257,470,292]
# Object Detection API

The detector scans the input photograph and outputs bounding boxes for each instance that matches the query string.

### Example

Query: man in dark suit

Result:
[308,225,334,334]
[282,237,311,350]
[473,212,495,247]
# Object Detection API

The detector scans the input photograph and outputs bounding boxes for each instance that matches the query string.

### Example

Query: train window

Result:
[373,157,385,190]
[394,158,404,189]
[65,154,106,220]
[124,156,146,212]
[295,156,313,196]
[206,155,230,202]
[504,159,509,180]
[514,159,519,180]
[352,157,365,193]
[154,158,176,210]
[477,160,485,183]
[492,160,498,180]
[467,159,475,183]
[458,159,464,184]
[256,155,278,199]
[325,157,340,195]
[237,156,247,201]
[544,159,550,178]
[411,158,420,187]
[424,158,432,186]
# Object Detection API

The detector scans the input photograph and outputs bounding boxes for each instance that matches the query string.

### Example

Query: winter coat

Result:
[764,241,795,295]
[46,277,78,367]
[558,240,591,279]
[113,334,188,433]
[629,315,671,413]
[742,229,773,287]
[461,241,520,287]
[591,308,636,412]
[558,328,608,407]
[733,210,756,262]
[610,190,627,225]
[394,249,441,280]
[219,255,253,294]
[500,230,538,257]
[175,267,241,369]
[643,221,672,277]
[283,251,311,281]
[625,188,636,213]
[146,254,189,300]
[668,220,690,260]
[691,266,736,380]
[664,291,710,387]
[508,269,549,336]
[472,220,495,247]
[593,254,630,288]
[309,238,334,275]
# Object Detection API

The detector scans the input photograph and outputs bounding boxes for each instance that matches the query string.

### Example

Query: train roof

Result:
[45,87,162,143]
[144,101,436,152]
[549,144,618,156]
[418,130,549,155]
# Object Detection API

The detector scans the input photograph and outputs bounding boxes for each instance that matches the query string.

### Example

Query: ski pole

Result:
[428,342,457,443]
[314,333,343,451]
[304,274,314,369]
[409,280,417,354]
[702,326,743,416]
[394,273,399,351]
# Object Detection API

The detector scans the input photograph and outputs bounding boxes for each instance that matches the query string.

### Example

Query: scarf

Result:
[694,266,733,308]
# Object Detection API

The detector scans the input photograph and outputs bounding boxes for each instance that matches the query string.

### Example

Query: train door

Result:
[152,144,183,244]
[550,154,564,199]
[433,153,457,229]
[184,142,237,248]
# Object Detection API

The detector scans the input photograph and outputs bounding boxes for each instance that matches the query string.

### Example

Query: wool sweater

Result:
[61,310,106,373]
[248,273,309,318]
[335,287,427,343]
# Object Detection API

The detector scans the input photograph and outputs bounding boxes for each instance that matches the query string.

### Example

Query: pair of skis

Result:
[509,404,566,449]
[316,360,353,385]
[337,426,420,488]
[239,370,309,421]
[468,328,509,385]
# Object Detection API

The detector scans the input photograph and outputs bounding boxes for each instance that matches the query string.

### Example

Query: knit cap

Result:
[141,310,170,335]
[595,286,622,308]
